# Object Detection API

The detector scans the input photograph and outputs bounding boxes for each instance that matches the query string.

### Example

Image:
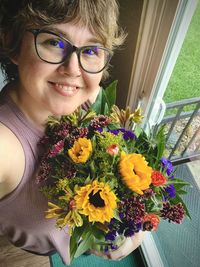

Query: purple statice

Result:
[108,129,119,135]
[105,230,117,241]
[90,115,111,129]
[108,128,136,141]
[160,202,185,224]
[164,184,176,199]
[123,222,142,237]
[118,128,136,141]
[160,157,174,178]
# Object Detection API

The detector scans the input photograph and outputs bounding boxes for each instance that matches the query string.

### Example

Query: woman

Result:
[0,0,144,264]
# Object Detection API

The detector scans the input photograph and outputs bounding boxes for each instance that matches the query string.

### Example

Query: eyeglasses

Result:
[27,29,113,74]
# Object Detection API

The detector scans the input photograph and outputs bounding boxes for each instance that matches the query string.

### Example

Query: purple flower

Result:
[108,129,119,135]
[108,128,136,141]
[165,184,176,199]
[124,228,135,237]
[105,231,117,241]
[160,157,174,178]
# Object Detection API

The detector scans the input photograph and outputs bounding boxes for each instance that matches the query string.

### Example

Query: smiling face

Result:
[11,22,104,127]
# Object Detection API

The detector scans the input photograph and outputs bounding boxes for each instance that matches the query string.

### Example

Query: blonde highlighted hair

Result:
[0,0,126,82]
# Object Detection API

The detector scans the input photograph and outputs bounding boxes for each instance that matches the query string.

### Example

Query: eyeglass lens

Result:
[35,32,111,73]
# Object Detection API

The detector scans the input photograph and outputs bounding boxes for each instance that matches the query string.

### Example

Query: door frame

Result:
[126,0,198,266]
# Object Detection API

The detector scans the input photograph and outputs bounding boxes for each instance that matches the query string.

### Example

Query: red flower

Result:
[143,213,160,231]
[151,170,167,186]
[49,140,64,157]
[106,144,119,156]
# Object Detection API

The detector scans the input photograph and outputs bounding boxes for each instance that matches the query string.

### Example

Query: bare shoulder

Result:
[0,123,25,198]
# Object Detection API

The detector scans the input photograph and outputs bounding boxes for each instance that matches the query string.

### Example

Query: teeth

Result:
[55,83,76,92]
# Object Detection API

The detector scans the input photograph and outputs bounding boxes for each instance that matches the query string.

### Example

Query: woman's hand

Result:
[90,231,145,261]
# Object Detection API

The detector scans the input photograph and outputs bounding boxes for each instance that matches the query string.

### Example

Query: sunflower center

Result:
[89,190,105,208]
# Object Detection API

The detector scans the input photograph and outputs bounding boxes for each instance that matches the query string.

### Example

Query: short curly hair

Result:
[0,0,125,82]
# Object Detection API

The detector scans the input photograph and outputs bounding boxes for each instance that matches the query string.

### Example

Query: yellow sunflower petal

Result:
[119,152,152,195]
[74,180,117,223]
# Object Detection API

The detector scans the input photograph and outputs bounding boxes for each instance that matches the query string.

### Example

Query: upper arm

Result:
[0,123,25,184]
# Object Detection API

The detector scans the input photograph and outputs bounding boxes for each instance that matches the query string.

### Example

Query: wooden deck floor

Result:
[0,236,50,267]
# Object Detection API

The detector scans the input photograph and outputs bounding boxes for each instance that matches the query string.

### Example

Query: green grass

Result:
[163,1,200,104]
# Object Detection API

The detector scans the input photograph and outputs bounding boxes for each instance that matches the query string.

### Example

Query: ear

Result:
[1,32,19,65]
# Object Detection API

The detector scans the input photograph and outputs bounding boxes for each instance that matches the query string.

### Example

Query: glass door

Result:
[141,1,200,267]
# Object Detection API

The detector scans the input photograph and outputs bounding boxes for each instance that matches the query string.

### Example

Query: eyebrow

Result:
[42,26,102,45]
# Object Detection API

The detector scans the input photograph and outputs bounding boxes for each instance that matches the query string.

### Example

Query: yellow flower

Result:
[45,202,64,219]
[45,201,83,233]
[74,180,117,223]
[57,209,83,232]
[68,137,92,163]
[119,151,152,195]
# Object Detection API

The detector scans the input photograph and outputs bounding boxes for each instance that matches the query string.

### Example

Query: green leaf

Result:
[70,225,86,260]
[74,231,95,258]
[91,80,118,115]
[91,88,103,114]
[90,225,105,240]
[104,80,117,108]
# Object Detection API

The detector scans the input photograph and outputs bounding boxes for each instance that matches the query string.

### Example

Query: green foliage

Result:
[91,80,117,115]
[164,2,200,110]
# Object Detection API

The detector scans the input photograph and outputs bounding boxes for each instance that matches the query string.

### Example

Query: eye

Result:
[82,47,99,56]
[45,38,65,49]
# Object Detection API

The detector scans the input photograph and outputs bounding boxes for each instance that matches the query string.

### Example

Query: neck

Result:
[8,83,51,131]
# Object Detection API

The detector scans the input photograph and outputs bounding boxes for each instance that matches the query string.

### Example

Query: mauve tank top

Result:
[0,94,70,265]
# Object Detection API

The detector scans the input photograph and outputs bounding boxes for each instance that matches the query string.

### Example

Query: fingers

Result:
[90,231,145,261]
[109,231,145,261]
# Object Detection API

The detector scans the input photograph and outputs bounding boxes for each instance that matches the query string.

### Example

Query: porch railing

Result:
[158,96,200,166]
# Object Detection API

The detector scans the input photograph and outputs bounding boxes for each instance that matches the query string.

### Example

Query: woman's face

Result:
[12,22,104,125]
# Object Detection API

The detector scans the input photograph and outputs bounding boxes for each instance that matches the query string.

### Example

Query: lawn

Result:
[163,1,200,104]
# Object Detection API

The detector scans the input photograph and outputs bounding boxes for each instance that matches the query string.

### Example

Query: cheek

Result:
[83,72,102,89]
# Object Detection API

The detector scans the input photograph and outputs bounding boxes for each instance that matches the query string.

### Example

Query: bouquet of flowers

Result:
[37,81,191,261]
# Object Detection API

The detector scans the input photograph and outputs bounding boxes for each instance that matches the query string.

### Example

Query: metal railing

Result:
[159,96,200,166]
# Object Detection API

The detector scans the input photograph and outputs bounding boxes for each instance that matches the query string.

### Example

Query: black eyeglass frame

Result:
[26,29,113,74]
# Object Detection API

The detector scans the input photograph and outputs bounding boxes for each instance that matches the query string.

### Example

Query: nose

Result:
[57,52,81,77]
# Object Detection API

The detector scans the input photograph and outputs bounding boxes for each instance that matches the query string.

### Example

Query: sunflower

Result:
[68,137,92,163]
[119,151,152,195]
[74,180,117,223]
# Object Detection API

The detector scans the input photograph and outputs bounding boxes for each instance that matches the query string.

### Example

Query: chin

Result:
[53,107,78,116]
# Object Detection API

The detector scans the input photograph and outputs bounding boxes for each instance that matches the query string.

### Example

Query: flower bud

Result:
[106,144,119,156]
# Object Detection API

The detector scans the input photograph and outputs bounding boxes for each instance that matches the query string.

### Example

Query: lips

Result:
[49,81,80,97]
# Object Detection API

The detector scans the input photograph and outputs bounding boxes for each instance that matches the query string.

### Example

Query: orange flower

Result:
[143,214,160,231]
[151,170,167,186]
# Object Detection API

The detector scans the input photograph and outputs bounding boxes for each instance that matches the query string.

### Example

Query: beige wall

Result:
[105,0,144,108]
